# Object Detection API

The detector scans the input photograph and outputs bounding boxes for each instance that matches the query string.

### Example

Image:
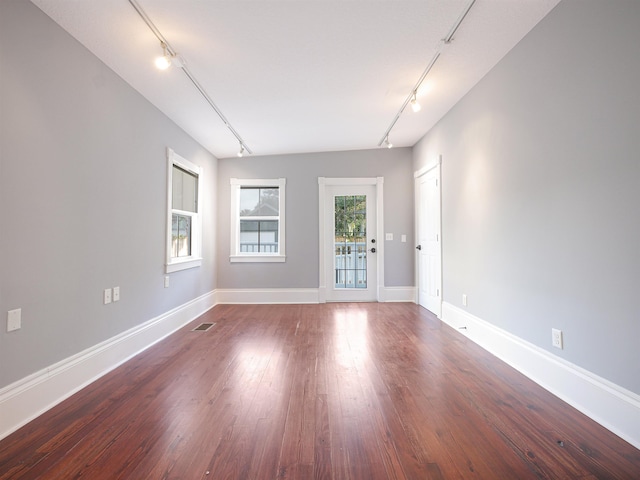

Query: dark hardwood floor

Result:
[0,303,638,479]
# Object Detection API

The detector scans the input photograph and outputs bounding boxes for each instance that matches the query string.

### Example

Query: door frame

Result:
[414,158,442,316]
[318,177,384,303]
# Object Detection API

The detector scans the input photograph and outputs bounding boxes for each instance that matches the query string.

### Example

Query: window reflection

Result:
[333,307,369,365]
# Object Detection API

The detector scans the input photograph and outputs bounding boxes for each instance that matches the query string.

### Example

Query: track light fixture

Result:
[128,0,252,156]
[237,144,245,157]
[410,92,421,113]
[155,42,172,70]
[377,0,476,148]
[155,41,185,70]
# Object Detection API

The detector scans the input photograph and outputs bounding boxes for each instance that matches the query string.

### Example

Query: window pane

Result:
[356,268,367,288]
[259,188,279,215]
[172,214,191,258]
[240,187,279,217]
[240,219,279,253]
[240,188,260,216]
[172,166,198,213]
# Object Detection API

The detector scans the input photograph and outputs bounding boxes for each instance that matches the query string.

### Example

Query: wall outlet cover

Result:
[552,328,563,349]
[7,308,21,332]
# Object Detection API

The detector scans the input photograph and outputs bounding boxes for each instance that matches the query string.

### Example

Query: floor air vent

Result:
[192,322,216,332]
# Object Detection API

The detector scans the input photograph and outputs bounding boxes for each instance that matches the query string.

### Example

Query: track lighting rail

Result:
[377,0,476,148]
[128,0,252,155]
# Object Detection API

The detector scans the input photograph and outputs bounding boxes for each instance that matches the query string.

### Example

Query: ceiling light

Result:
[155,42,172,70]
[411,92,421,112]
[129,0,251,155]
[237,144,245,157]
[377,0,476,149]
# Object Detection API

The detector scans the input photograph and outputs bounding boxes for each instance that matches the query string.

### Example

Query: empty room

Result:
[1,0,638,478]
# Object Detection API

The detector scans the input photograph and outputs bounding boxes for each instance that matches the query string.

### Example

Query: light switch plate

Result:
[113,286,120,302]
[7,308,21,332]
[385,233,393,241]
[104,288,112,305]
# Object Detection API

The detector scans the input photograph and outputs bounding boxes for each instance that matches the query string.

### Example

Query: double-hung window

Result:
[230,178,286,262]
[166,148,203,272]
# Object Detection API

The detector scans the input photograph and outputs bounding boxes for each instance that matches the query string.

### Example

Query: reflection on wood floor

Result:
[1,303,638,479]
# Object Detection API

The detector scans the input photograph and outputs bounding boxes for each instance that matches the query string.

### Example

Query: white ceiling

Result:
[30,0,560,159]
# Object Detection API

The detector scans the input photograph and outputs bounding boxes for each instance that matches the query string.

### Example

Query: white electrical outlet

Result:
[462,294,468,307]
[113,286,120,302]
[552,328,563,349]
[7,308,21,332]
[104,288,112,305]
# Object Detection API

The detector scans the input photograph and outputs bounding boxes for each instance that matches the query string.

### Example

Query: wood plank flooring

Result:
[0,303,638,479]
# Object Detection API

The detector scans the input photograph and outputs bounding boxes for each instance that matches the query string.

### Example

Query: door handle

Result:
[369,247,376,253]
[416,245,422,250]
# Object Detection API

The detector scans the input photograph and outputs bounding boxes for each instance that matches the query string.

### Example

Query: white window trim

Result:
[230,177,286,263]
[166,148,203,273]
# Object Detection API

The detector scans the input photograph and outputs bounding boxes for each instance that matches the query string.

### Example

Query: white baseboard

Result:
[0,291,217,441]
[441,302,640,449]
[215,287,416,304]
[215,288,320,304]
[380,286,416,303]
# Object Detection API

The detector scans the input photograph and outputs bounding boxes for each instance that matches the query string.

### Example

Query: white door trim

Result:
[318,177,384,303]
[414,156,441,180]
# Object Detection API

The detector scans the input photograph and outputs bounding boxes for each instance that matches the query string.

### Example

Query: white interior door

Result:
[416,165,441,316]
[324,183,378,302]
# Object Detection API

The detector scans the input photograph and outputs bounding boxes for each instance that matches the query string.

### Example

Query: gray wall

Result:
[413,0,640,394]
[0,0,217,388]
[217,149,414,289]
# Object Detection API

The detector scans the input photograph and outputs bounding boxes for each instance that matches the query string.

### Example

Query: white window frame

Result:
[166,148,203,273]
[230,178,286,263]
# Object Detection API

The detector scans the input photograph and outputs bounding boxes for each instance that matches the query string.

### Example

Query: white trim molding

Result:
[441,302,640,449]
[0,291,217,441]
[380,286,417,303]
[214,287,416,305]
[414,153,442,179]
[215,288,320,305]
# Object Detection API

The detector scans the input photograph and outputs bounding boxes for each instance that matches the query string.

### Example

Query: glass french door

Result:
[324,184,377,302]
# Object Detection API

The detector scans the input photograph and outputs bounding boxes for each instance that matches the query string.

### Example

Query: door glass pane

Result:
[334,195,366,289]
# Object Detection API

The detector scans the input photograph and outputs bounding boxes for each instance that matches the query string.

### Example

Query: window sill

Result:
[230,255,286,263]
[166,257,202,273]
